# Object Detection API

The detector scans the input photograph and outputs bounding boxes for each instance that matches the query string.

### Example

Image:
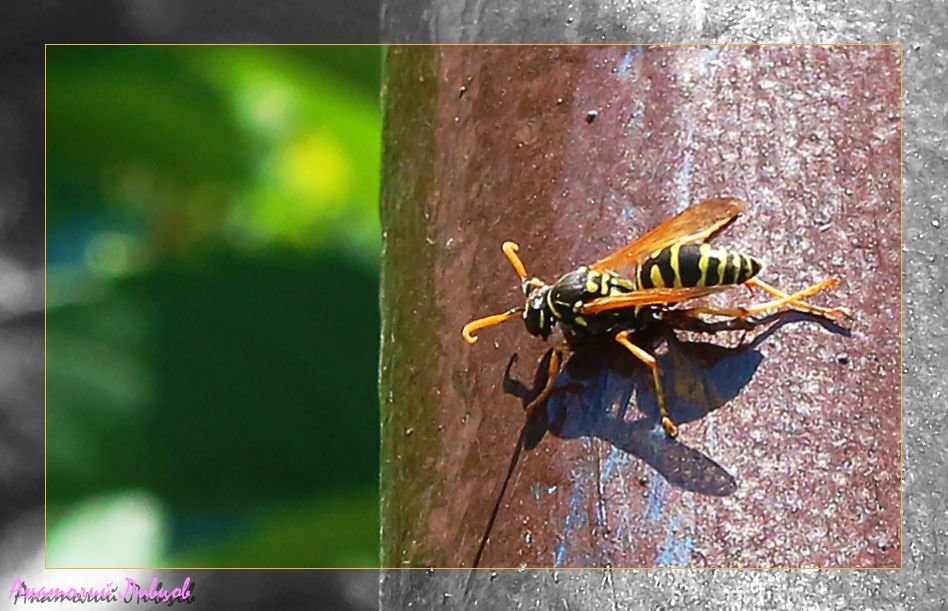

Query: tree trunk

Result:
[379,45,900,606]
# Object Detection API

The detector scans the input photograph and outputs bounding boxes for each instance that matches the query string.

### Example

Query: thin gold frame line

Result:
[43,42,904,572]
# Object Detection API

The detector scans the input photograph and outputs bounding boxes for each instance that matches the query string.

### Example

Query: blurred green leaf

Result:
[46,46,383,567]
[47,248,379,501]
[46,47,251,221]
[168,488,378,567]
[46,45,382,254]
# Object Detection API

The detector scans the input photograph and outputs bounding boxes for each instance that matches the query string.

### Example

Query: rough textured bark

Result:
[379,44,900,602]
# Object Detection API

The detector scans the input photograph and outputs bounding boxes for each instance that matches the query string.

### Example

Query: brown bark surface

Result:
[380,45,900,569]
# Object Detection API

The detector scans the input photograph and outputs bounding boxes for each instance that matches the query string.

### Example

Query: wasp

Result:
[461,198,851,438]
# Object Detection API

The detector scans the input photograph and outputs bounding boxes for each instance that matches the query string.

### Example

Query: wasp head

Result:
[460,242,558,345]
[522,278,554,339]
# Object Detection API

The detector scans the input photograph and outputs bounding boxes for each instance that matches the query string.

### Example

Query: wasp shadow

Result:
[504,311,851,497]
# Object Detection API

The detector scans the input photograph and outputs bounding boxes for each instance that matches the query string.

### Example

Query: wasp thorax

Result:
[523,281,554,339]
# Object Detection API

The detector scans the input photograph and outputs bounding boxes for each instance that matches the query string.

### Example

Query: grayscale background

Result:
[378,1,944,610]
[1,2,378,610]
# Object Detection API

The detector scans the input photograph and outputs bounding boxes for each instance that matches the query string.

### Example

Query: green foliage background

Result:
[45,46,382,567]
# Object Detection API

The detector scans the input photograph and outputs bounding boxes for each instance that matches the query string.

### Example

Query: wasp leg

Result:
[745,277,852,320]
[615,331,677,438]
[679,277,839,319]
[524,343,570,416]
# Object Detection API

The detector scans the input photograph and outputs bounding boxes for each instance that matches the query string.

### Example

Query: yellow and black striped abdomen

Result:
[635,243,763,290]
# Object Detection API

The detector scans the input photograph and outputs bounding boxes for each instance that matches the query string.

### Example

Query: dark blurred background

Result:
[43,45,382,568]
[1,4,384,607]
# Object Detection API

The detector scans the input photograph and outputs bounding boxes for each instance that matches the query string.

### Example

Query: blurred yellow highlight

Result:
[281,131,354,205]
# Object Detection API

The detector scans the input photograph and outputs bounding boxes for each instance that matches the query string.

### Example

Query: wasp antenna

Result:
[462,307,524,344]
[502,241,529,280]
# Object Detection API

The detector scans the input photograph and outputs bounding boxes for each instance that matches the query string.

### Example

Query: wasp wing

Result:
[589,198,747,274]
[580,285,733,314]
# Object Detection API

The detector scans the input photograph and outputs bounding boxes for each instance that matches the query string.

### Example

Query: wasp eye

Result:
[522,285,554,339]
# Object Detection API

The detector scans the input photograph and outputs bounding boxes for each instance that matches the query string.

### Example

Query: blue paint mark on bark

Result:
[625,106,645,130]
[534,482,560,504]
[602,446,621,482]
[596,494,607,532]
[675,125,696,209]
[554,487,589,567]
[700,46,721,76]
[655,528,677,567]
[554,537,567,567]
[655,515,694,567]
[643,475,668,524]
[617,48,635,76]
